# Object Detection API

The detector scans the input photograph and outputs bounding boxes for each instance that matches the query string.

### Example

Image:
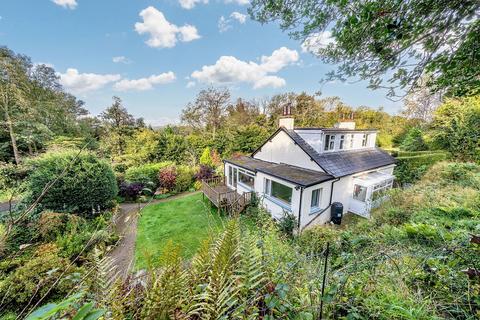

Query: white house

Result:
[222,115,396,231]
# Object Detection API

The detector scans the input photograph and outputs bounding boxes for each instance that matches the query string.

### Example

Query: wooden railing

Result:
[227,191,253,216]
[202,177,236,209]
[201,177,253,215]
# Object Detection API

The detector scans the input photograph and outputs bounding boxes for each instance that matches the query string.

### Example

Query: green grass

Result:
[135,193,226,269]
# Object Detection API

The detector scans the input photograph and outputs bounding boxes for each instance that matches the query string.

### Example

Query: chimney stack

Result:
[278,103,294,130]
[334,112,356,129]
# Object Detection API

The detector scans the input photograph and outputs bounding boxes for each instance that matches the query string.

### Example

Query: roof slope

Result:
[224,155,334,187]
[251,127,396,178]
[286,129,396,177]
[313,148,396,177]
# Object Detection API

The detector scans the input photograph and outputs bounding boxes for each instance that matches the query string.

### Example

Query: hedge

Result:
[124,161,174,186]
[24,151,118,216]
[394,152,449,184]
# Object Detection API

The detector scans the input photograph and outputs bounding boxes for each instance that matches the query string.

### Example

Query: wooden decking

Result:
[201,177,253,216]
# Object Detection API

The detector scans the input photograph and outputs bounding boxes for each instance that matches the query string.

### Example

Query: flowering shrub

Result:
[158,166,177,192]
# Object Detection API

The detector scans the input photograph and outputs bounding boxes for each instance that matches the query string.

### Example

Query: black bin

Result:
[331,202,343,225]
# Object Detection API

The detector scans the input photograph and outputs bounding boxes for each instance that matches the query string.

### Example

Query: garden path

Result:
[107,191,199,280]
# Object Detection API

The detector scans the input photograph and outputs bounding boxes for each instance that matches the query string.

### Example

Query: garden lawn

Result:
[135,193,226,269]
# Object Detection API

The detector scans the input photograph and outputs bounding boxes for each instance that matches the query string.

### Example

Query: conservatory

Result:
[349,171,395,218]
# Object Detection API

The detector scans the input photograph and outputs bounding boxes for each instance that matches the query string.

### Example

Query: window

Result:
[353,184,367,202]
[311,188,323,209]
[339,135,345,150]
[238,171,254,188]
[349,134,354,148]
[265,179,292,205]
[324,134,335,151]
[230,167,237,187]
[362,134,369,147]
[228,166,232,185]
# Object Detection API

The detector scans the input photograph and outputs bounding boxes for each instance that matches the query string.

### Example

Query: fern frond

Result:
[141,241,188,320]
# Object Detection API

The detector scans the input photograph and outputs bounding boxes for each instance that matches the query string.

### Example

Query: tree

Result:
[400,127,428,151]
[99,96,136,157]
[402,76,443,122]
[250,0,480,98]
[181,87,230,139]
[431,96,480,162]
[0,47,31,164]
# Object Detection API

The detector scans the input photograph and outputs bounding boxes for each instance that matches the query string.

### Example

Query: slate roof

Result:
[223,155,275,172]
[224,155,334,187]
[251,127,396,178]
[313,148,396,177]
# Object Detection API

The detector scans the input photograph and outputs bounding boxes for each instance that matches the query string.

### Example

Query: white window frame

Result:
[238,169,255,189]
[310,188,323,213]
[349,134,354,148]
[339,135,345,150]
[264,178,293,209]
[362,134,369,147]
[324,134,336,151]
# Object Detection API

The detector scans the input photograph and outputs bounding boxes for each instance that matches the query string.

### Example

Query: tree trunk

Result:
[4,108,20,165]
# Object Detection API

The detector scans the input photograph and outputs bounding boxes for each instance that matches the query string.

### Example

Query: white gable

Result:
[253,130,324,172]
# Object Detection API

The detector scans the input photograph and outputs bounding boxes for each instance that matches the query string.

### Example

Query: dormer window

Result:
[362,134,369,147]
[349,134,354,148]
[339,135,345,150]
[324,134,335,151]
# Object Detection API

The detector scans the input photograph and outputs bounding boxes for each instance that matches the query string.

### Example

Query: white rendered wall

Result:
[255,172,301,221]
[254,130,323,172]
[298,181,333,229]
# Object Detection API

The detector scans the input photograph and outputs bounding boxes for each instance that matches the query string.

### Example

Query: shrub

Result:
[24,151,118,216]
[125,162,174,186]
[394,152,448,184]
[296,225,341,254]
[277,211,297,237]
[37,211,71,242]
[0,244,82,310]
[119,181,145,201]
[194,164,215,181]
[158,166,177,192]
[399,127,428,151]
[175,166,195,192]
[199,147,214,167]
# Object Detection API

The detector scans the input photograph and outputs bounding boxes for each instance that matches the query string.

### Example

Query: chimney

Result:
[278,104,294,130]
[334,112,356,129]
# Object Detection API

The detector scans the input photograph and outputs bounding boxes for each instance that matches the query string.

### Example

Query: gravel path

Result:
[107,191,199,279]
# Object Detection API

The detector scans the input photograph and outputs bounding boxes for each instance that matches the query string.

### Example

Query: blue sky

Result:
[0,0,402,126]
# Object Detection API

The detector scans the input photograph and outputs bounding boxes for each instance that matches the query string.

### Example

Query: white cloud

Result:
[52,0,77,9]
[112,56,132,64]
[58,68,120,93]
[145,116,179,127]
[135,6,200,48]
[114,72,176,91]
[301,31,335,53]
[230,11,247,24]
[186,81,196,88]
[191,47,298,89]
[225,0,250,5]
[218,16,231,33]
[178,0,208,9]
[218,11,247,33]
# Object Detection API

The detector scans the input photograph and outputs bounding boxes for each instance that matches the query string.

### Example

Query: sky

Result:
[0,0,402,126]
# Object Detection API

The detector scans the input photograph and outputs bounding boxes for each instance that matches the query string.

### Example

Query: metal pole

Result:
[318,242,330,320]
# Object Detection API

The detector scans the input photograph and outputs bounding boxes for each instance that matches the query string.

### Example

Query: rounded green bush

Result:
[25,151,118,215]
